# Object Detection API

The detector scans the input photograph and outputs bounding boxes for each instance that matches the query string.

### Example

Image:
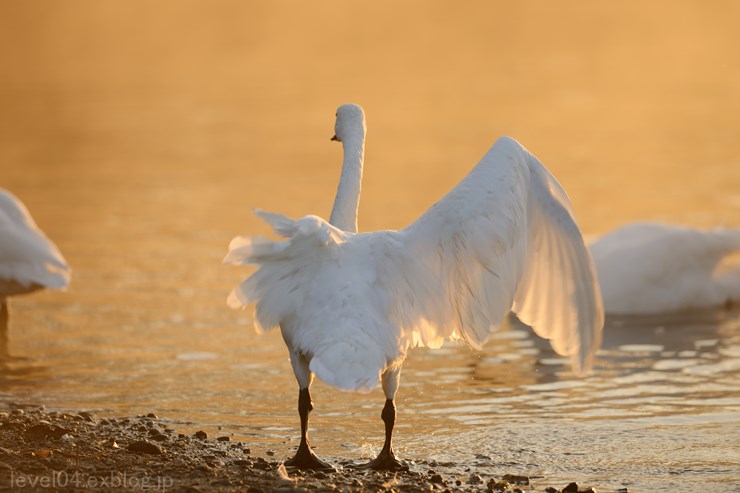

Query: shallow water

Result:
[2,2,740,492]
[4,305,740,492]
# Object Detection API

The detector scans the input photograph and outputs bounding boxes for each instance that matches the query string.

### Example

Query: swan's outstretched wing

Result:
[389,137,603,372]
[0,190,70,289]
[511,143,603,372]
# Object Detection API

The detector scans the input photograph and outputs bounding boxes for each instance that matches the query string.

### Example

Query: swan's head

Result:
[331,104,366,143]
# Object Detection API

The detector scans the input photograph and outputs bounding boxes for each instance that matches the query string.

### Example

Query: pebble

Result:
[194,430,208,440]
[488,480,511,492]
[467,473,483,485]
[563,482,579,492]
[23,424,69,440]
[147,413,159,419]
[216,436,230,442]
[277,463,292,480]
[502,474,530,485]
[126,440,163,455]
[545,488,559,493]
[430,473,445,485]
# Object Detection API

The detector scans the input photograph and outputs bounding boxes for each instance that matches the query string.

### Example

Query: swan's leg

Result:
[359,366,408,471]
[0,299,9,359]
[284,350,333,470]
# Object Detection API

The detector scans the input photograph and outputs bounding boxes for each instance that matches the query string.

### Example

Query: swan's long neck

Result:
[329,134,364,233]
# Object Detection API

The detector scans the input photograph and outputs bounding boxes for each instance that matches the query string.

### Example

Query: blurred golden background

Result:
[2,1,738,240]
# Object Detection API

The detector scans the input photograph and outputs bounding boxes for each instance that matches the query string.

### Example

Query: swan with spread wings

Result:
[225,104,603,470]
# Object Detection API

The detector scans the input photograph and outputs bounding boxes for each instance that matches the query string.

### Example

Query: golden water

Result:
[1,2,739,491]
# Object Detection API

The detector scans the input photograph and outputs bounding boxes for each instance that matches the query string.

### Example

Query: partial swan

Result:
[225,104,604,470]
[0,188,71,357]
[590,222,740,314]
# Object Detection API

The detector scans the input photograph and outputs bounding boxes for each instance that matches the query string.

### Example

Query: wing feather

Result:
[386,137,603,371]
[511,149,604,372]
[388,137,531,349]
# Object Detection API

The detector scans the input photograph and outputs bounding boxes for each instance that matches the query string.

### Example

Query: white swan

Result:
[225,104,604,470]
[0,188,70,357]
[590,222,740,314]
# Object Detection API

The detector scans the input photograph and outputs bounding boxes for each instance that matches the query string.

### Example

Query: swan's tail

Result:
[309,340,383,393]
[713,228,740,303]
[224,210,345,330]
[223,210,344,267]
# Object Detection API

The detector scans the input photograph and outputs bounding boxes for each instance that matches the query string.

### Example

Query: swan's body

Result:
[0,188,70,356]
[225,104,604,469]
[590,222,740,314]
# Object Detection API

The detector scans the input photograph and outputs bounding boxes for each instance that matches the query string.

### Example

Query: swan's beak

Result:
[331,134,340,142]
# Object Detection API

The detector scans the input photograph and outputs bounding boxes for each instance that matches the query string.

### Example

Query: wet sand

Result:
[0,404,602,493]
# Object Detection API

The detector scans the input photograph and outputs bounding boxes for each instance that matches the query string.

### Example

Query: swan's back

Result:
[226,213,409,391]
[0,189,70,292]
[590,222,740,314]
[227,137,604,388]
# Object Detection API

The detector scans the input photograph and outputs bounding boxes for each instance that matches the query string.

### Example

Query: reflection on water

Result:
[1,2,739,492]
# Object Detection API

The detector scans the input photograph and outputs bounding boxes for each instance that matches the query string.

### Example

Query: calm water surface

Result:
[1,3,739,492]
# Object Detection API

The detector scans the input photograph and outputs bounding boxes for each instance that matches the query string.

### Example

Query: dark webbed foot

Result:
[357,448,409,471]
[355,398,408,471]
[284,441,334,470]
[284,387,334,470]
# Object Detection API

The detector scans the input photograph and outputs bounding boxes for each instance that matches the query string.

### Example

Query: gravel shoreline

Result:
[0,404,604,493]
